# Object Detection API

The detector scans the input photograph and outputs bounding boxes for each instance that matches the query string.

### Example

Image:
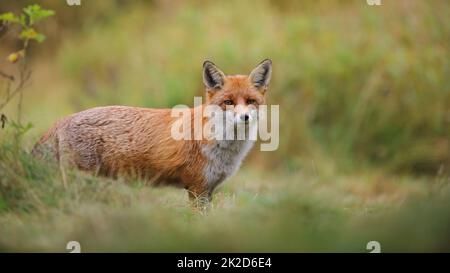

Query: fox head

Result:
[202,59,272,128]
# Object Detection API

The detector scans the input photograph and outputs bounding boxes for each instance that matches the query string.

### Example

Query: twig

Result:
[0,61,31,112]
[0,23,7,40]
[0,70,14,81]
[1,114,7,128]
[17,57,29,123]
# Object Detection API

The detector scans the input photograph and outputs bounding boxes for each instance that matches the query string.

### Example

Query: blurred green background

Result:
[0,0,449,252]
[1,0,449,174]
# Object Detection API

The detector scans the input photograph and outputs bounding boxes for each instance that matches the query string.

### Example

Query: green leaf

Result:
[20,28,38,40]
[19,28,46,43]
[19,14,26,26]
[0,12,20,23]
[35,33,46,43]
[23,4,54,26]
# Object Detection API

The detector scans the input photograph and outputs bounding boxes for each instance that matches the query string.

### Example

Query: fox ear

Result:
[203,61,226,91]
[249,59,272,89]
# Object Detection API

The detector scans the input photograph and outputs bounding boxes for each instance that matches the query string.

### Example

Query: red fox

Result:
[32,59,272,202]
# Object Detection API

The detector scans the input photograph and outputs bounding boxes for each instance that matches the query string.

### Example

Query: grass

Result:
[0,0,449,252]
[0,130,449,252]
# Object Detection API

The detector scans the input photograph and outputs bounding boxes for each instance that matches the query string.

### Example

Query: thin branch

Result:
[0,37,31,113]
[0,23,8,40]
[0,65,31,111]
[0,70,14,81]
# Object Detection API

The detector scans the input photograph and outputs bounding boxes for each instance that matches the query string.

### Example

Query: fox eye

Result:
[247,99,256,105]
[223,99,234,105]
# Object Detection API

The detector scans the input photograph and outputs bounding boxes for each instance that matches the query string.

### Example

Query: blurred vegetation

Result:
[0,0,449,252]
[0,130,449,252]
[1,0,449,175]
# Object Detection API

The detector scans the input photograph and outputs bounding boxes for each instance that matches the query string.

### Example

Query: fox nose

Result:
[240,114,250,122]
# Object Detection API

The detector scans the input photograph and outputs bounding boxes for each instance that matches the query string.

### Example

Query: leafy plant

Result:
[0,4,54,126]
